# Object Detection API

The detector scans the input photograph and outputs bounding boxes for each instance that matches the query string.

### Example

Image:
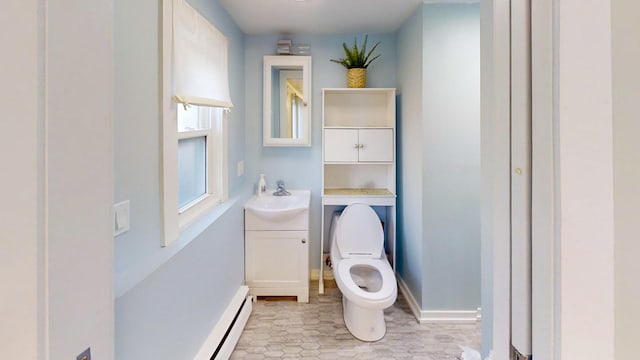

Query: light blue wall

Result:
[114,206,245,359]
[244,34,397,270]
[396,10,425,306]
[422,4,481,310]
[396,4,481,312]
[113,0,247,358]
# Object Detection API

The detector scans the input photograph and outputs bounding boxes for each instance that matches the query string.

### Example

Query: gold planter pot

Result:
[347,68,367,88]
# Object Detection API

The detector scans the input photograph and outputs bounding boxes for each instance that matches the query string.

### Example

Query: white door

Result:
[324,129,358,162]
[358,128,394,162]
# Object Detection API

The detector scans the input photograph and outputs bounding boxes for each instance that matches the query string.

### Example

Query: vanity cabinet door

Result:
[245,230,309,302]
[324,129,359,162]
[358,128,394,162]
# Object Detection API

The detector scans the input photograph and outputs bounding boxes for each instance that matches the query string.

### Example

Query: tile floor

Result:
[231,281,481,359]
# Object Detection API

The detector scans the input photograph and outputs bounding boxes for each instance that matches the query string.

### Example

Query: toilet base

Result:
[341,295,387,341]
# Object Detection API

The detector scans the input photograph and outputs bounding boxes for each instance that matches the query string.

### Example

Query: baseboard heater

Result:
[194,286,253,360]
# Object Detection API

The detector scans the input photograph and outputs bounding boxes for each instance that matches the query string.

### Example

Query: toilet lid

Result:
[336,203,384,258]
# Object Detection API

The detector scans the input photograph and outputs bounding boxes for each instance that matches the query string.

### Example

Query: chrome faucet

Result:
[273,180,291,196]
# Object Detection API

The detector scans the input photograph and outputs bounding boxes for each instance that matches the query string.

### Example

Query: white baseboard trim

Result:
[194,285,252,360]
[421,309,480,323]
[397,275,423,322]
[397,276,480,324]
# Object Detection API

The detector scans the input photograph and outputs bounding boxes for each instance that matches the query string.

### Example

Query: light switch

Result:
[114,200,130,236]
[237,160,244,177]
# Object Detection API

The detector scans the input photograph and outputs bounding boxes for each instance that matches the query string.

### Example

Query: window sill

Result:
[178,196,230,244]
[115,195,240,298]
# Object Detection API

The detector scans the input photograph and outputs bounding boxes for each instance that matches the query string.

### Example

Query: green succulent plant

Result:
[330,35,381,69]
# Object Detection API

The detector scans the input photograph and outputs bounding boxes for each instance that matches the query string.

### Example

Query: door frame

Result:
[530,0,556,358]
[482,0,558,358]
[483,0,616,358]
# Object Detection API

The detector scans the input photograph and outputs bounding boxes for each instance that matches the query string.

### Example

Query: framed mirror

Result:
[263,55,312,146]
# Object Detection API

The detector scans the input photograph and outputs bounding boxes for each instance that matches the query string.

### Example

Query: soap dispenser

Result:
[257,174,267,196]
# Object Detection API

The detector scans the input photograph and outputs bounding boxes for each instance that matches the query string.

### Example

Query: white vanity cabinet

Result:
[320,88,397,294]
[244,207,309,302]
[324,128,394,163]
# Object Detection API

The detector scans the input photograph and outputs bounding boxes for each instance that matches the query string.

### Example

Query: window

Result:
[161,0,232,246]
[177,105,227,215]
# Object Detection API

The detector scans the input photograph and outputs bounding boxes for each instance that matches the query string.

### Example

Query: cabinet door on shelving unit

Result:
[324,129,359,162]
[358,128,394,162]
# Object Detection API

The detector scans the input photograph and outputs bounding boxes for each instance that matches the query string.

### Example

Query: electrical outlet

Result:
[76,347,91,360]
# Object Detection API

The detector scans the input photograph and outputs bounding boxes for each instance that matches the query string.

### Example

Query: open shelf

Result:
[323,88,396,128]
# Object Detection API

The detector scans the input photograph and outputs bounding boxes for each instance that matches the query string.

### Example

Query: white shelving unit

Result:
[319,88,397,294]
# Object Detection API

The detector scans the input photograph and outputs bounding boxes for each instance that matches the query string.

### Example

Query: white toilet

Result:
[330,203,397,342]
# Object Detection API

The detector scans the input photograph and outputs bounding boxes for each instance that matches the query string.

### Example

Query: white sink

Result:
[244,190,310,221]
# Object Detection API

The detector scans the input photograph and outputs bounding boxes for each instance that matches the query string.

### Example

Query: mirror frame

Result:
[263,55,312,147]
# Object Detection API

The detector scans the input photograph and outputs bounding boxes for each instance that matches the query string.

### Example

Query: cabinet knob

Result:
[359,144,364,149]
[354,144,359,149]
[301,239,307,244]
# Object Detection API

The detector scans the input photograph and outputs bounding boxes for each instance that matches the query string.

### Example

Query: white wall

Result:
[612,0,640,358]
[46,0,115,358]
[0,1,43,358]
[556,0,615,358]
[1,0,115,359]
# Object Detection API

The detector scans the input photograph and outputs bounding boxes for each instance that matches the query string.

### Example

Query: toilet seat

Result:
[335,204,384,259]
[335,257,396,309]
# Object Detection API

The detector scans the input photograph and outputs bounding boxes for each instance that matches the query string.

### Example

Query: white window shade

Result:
[173,0,233,108]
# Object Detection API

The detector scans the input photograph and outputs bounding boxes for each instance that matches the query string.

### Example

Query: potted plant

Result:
[330,35,381,88]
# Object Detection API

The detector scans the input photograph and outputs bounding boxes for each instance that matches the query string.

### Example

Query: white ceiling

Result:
[218,0,424,35]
